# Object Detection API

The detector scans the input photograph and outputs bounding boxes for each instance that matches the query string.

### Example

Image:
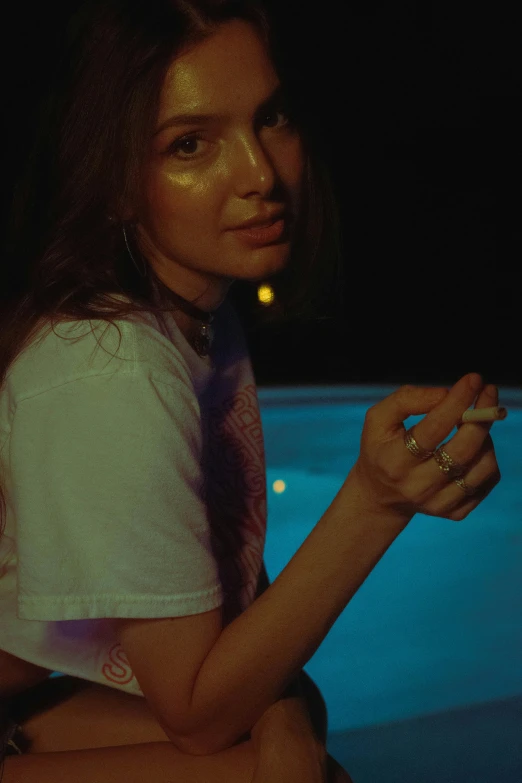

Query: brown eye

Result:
[169,133,207,159]
[262,109,290,129]
[177,138,200,155]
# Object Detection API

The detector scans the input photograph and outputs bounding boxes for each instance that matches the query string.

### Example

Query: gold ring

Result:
[454,477,477,496]
[433,447,467,480]
[404,427,434,460]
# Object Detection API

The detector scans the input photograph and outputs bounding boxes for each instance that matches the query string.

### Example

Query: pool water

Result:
[258,385,522,783]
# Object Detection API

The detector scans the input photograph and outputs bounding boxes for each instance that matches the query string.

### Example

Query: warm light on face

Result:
[135,19,305,313]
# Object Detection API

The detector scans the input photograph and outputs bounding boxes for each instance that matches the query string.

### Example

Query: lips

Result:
[232,211,287,230]
[230,216,287,245]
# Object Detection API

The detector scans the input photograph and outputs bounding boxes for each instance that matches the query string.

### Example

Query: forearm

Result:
[186,470,409,755]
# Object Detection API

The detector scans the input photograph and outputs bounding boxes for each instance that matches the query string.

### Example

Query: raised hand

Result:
[351,373,501,523]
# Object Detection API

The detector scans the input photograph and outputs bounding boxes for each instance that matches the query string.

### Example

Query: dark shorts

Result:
[0,701,30,769]
[0,675,80,774]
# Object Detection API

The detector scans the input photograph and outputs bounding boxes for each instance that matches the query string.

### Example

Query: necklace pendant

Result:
[194,323,212,357]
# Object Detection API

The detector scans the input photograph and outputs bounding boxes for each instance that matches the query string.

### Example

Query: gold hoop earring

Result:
[122,224,147,277]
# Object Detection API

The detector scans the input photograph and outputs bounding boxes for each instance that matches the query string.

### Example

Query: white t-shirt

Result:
[0,297,267,697]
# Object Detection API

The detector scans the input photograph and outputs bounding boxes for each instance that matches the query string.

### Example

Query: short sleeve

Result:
[9,369,224,621]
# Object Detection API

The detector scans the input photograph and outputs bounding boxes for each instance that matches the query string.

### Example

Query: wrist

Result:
[343,463,413,527]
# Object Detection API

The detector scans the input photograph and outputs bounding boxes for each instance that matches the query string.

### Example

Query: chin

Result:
[246,243,292,275]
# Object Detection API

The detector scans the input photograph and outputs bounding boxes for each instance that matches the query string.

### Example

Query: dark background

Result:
[248,1,521,388]
[3,2,521,388]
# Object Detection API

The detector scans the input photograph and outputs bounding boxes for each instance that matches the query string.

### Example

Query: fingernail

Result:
[469,373,482,391]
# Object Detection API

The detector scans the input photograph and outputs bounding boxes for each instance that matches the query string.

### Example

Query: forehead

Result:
[159,19,278,116]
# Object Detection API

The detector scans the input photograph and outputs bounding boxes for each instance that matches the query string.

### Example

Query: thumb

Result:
[368,385,449,431]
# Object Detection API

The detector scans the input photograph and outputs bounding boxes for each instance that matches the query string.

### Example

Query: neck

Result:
[172,309,203,343]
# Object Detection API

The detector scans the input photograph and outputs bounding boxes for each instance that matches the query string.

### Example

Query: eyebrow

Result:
[154,84,286,136]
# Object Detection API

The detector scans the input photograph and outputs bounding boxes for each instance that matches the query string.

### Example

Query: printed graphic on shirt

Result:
[205,383,267,627]
[102,643,135,687]
[99,382,267,690]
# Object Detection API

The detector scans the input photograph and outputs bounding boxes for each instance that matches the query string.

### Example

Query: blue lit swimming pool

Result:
[258,385,522,783]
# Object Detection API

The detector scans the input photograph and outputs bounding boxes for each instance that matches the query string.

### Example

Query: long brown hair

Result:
[0,0,344,537]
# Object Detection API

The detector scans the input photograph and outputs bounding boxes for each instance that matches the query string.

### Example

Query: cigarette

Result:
[461,406,507,423]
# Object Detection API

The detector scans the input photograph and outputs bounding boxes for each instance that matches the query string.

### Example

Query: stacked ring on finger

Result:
[454,476,478,496]
[404,428,478,495]
[433,447,467,480]
[404,427,434,460]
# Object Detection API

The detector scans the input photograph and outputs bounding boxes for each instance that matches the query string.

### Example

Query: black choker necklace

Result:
[162,286,215,358]
[121,222,215,358]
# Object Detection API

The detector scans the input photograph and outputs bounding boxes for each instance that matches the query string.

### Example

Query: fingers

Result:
[472,382,499,412]
[456,383,499,432]
[357,374,502,525]
[407,383,498,498]
[449,469,501,521]
[420,435,501,521]
[367,384,449,433]
[453,434,501,506]
[427,384,498,471]
[410,373,483,452]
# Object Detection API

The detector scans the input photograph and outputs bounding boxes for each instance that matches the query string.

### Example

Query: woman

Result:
[0,1,500,781]
[1,0,348,779]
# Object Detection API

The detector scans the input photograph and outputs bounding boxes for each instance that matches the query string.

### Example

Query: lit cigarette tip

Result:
[461,406,507,423]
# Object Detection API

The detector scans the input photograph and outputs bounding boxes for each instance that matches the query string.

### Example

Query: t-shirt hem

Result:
[17,584,224,621]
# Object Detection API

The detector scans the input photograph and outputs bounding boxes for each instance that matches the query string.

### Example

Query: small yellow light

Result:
[272,479,286,494]
[257,284,275,307]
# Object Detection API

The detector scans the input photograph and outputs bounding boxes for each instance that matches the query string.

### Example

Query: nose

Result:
[231,132,277,197]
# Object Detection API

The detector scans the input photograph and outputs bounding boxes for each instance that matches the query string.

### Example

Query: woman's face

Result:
[137,18,305,311]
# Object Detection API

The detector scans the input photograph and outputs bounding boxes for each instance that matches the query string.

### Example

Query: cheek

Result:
[144,172,185,220]
[144,169,219,230]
